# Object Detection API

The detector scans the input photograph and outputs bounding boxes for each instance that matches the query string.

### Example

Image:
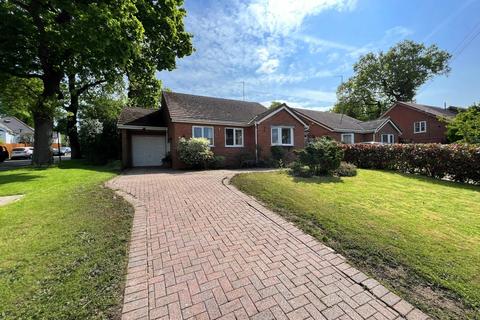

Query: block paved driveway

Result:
[108,169,428,320]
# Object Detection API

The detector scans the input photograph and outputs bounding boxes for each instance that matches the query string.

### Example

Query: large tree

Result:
[333,40,451,120]
[0,0,192,164]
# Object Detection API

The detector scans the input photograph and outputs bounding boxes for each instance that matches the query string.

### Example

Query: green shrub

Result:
[208,155,226,169]
[289,161,313,178]
[296,137,343,175]
[237,152,255,167]
[269,146,297,168]
[343,143,480,183]
[270,146,285,167]
[334,162,357,177]
[177,137,214,169]
[79,118,119,164]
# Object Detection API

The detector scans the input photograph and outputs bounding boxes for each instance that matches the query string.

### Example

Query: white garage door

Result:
[131,135,166,167]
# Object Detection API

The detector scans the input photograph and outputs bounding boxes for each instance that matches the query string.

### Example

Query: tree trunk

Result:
[32,111,53,165]
[31,71,63,166]
[67,74,82,159]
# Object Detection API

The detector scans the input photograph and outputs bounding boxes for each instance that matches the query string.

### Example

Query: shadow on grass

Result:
[0,173,44,185]
[381,170,480,192]
[57,159,121,174]
[292,175,343,184]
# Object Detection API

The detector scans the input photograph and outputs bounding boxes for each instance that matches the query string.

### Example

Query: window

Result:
[271,127,293,146]
[341,133,354,144]
[381,134,394,144]
[414,121,427,133]
[225,128,244,147]
[192,126,214,146]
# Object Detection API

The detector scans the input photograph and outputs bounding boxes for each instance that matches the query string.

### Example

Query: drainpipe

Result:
[255,122,258,163]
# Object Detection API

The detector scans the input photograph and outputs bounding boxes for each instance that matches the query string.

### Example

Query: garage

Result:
[131,134,166,167]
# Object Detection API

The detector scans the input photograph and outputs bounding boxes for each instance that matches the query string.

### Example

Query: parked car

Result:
[52,147,71,156]
[11,147,33,160]
[0,146,9,162]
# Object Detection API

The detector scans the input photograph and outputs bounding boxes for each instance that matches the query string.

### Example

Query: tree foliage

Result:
[269,101,283,109]
[0,0,193,164]
[333,40,451,120]
[0,76,42,126]
[446,103,480,144]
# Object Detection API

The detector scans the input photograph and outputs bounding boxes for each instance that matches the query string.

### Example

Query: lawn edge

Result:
[106,177,150,320]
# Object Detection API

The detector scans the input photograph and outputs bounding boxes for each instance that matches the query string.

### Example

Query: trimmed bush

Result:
[177,137,214,169]
[343,143,480,184]
[269,146,296,168]
[237,152,256,168]
[334,162,357,177]
[289,162,313,178]
[295,137,344,175]
[208,155,226,169]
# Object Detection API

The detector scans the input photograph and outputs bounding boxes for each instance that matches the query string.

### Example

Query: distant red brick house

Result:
[293,108,401,145]
[118,92,402,168]
[382,102,457,143]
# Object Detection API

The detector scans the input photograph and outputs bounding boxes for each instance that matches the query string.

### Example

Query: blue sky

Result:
[158,0,480,110]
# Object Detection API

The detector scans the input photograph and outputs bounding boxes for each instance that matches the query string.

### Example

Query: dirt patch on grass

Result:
[0,195,23,206]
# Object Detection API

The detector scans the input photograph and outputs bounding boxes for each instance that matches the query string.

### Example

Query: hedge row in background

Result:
[342,143,480,184]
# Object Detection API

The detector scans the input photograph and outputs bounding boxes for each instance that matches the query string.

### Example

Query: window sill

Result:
[225,145,244,148]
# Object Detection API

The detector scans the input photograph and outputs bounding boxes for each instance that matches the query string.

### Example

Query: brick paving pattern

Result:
[108,169,429,320]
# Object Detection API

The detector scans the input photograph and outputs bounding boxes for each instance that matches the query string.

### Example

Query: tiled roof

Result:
[0,116,34,134]
[163,91,267,124]
[293,108,365,131]
[358,118,389,131]
[395,102,457,118]
[117,107,165,127]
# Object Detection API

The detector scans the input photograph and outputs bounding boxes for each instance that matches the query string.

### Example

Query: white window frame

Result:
[271,126,294,146]
[192,126,214,146]
[224,127,244,147]
[341,133,355,144]
[381,133,394,144]
[414,121,427,133]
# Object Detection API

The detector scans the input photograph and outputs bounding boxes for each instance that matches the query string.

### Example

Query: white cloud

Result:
[246,0,357,35]
[297,34,358,52]
[159,1,415,110]
[257,59,280,74]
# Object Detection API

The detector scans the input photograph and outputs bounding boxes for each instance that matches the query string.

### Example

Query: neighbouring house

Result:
[381,101,457,143]
[0,116,35,155]
[118,91,403,169]
[292,108,401,144]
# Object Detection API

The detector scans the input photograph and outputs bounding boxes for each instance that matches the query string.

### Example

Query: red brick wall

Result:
[384,105,448,143]
[374,121,400,143]
[303,119,342,141]
[256,109,305,160]
[170,122,255,169]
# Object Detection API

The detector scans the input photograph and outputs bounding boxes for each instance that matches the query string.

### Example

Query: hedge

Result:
[342,144,480,184]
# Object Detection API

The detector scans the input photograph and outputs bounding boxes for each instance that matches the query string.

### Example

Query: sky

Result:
[158,0,480,111]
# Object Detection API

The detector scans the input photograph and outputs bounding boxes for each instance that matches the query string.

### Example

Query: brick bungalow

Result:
[381,101,457,143]
[118,92,401,168]
[293,108,401,145]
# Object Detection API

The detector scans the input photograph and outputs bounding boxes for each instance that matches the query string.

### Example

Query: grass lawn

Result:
[231,170,480,319]
[0,161,133,319]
